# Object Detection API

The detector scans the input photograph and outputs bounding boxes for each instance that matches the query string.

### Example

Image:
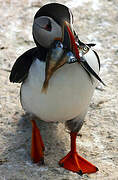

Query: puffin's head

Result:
[33,16,62,48]
[32,3,73,48]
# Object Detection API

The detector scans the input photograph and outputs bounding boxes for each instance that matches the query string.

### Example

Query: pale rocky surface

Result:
[0,0,118,179]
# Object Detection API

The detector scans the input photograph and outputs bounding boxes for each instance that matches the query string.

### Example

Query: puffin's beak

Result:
[62,21,80,61]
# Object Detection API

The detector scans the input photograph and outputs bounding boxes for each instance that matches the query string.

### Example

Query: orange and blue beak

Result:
[62,21,80,61]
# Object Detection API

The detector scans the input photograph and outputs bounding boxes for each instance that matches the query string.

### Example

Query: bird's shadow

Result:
[1,112,69,168]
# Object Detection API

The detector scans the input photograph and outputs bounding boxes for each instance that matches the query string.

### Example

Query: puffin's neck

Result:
[34,36,48,62]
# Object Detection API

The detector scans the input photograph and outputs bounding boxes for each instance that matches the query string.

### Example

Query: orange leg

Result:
[31,120,45,164]
[59,132,98,175]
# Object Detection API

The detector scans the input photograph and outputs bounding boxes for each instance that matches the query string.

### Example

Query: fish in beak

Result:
[41,40,65,93]
[41,21,80,93]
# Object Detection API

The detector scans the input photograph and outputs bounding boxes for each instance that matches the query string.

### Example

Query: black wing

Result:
[9,47,47,83]
[80,56,106,86]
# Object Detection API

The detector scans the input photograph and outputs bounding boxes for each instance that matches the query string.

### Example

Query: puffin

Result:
[9,3,103,175]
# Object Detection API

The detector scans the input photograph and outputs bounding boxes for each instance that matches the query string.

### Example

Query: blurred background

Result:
[0,0,118,179]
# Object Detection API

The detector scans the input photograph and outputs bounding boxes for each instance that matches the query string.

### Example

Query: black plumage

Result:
[34,3,73,26]
[9,47,47,83]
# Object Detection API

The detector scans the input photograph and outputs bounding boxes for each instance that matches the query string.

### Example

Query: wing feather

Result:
[9,47,47,83]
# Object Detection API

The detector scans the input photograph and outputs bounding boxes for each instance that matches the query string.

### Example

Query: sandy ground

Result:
[0,0,118,179]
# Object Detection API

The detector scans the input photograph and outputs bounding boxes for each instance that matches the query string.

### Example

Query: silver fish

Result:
[41,40,77,93]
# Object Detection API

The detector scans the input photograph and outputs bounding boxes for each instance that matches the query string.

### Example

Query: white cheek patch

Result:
[33,16,62,48]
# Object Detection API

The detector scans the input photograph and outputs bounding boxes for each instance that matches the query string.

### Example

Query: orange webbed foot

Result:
[59,151,82,174]
[31,120,45,164]
[59,132,98,175]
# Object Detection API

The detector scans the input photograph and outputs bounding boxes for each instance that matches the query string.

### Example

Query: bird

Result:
[9,3,102,175]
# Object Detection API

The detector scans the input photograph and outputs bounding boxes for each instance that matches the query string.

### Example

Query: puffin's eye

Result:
[83,46,89,53]
[44,21,51,31]
[83,46,88,51]
[34,17,52,31]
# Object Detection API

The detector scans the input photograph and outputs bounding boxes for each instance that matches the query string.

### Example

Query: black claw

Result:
[42,147,45,151]
[77,170,83,176]
[77,133,82,137]
[59,163,64,167]
[37,158,44,165]
[96,167,99,172]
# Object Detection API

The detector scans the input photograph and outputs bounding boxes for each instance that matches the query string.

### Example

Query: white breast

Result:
[21,49,99,122]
